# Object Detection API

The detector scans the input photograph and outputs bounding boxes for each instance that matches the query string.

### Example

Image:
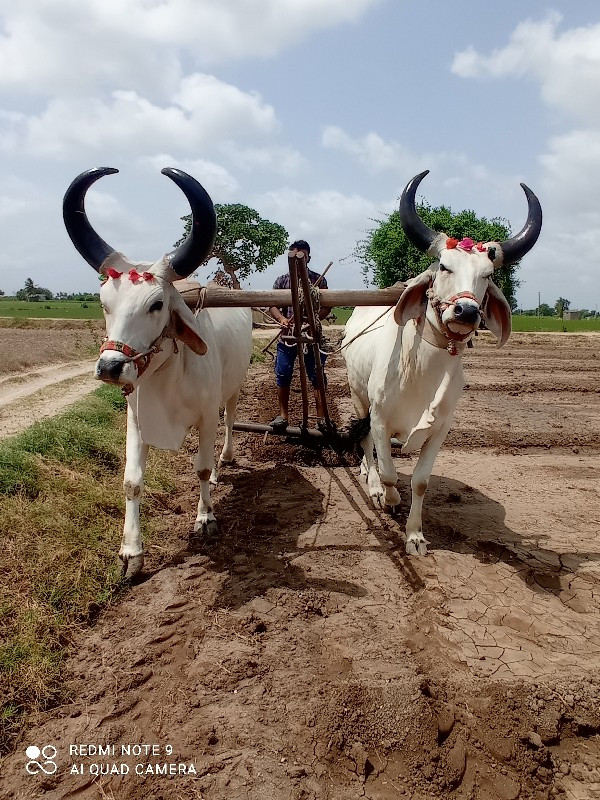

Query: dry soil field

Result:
[1,325,600,800]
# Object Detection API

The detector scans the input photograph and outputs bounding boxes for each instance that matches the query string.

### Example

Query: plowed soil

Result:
[2,330,600,800]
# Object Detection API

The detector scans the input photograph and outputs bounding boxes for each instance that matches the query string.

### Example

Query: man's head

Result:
[289,239,311,261]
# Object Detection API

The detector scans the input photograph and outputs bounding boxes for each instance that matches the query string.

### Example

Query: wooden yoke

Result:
[173,281,406,310]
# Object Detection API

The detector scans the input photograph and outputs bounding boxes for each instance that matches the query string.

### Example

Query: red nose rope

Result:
[426,287,485,356]
[99,330,179,395]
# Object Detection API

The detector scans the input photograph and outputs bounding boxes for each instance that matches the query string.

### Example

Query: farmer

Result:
[268,240,331,432]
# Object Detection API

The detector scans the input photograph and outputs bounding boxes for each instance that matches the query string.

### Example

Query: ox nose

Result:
[96,358,124,382]
[453,303,480,325]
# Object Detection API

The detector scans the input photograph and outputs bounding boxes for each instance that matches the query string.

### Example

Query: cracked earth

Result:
[1,330,600,800]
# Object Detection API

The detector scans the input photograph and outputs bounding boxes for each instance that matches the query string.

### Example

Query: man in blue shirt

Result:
[268,240,331,431]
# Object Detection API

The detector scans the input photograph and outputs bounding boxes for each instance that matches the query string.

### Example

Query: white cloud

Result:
[540,130,600,217]
[320,125,517,202]
[246,186,389,289]
[0,75,277,159]
[0,1,381,96]
[140,154,239,200]
[322,125,415,173]
[221,143,307,178]
[452,13,600,307]
[452,12,600,125]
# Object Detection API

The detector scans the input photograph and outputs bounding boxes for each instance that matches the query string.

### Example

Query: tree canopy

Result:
[355,202,520,310]
[555,297,571,318]
[15,278,53,301]
[177,203,288,288]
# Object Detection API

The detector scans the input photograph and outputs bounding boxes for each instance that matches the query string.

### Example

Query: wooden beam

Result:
[174,282,405,310]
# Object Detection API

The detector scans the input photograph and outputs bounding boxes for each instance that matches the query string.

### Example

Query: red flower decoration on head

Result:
[458,237,474,251]
[142,272,154,282]
[446,238,458,249]
[476,242,486,252]
[106,268,123,280]
[128,269,141,282]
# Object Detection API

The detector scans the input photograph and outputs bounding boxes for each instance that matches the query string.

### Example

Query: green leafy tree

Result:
[177,204,288,288]
[355,202,519,310]
[538,303,554,317]
[555,297,570,318]
[15,278,53,301]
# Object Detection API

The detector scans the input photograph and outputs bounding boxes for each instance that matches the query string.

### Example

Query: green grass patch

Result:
[511,315,600,332]
[331,307,353,325]
[0,384,179,754]
[0,300,103,320]
[331,308,600,333]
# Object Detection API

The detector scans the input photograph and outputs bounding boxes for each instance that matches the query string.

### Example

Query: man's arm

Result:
[269,275,291,328]
[268,305,290,327]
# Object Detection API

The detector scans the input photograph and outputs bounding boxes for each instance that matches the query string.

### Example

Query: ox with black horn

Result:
[342,170,542,556]
[63,168,253,577]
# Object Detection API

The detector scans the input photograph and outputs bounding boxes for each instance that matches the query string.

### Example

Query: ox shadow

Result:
[416,474,600,595]
[188,463,369,611]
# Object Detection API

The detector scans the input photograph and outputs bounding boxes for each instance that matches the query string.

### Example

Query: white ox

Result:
[343,170,542,555]
[63,167,252,578]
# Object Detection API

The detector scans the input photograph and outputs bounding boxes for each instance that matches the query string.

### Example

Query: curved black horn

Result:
[399,170,438,252]
[162,168,216,278]
[63,167,119,271]
[498,183,543,265]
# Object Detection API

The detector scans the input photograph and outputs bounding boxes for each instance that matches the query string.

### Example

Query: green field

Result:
[0,300,103,320]
[1,300,598,333]
[332,308,600,332]
[510,315,600,332]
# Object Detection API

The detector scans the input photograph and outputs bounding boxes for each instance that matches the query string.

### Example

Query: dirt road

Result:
[2,330,600,800]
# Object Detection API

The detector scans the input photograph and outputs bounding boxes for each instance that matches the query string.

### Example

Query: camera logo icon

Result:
[25,745,57,775]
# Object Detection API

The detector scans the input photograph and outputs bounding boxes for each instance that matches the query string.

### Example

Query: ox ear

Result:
[393,269,434,326]
[169,291,208,355]
[482,280,512,347]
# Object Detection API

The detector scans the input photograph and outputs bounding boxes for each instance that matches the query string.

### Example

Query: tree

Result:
[354,202,520,310]
[177,204,288,288]
[538,303,554,317]
[15,278,53,301]
[555,297,570,318]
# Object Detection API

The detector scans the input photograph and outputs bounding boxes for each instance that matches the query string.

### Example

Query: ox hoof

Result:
[370,491,385,510]
[405,537,428,557]
[120,553,144,579]
[194,518,219,536]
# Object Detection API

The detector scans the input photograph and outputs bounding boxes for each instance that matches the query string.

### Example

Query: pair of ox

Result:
[343,170,542,555]
[63,167,252,578]
[64,167,542,571]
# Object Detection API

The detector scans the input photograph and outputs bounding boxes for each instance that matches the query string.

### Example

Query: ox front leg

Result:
[121,406,149,578]
[370,414,401,512]
[193,419,219,535]
[405,425,451,556]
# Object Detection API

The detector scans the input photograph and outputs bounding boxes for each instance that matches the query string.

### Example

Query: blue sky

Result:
[0,1,599,311]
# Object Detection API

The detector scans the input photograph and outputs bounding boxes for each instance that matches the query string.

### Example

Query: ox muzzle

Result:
[95,338,167,394]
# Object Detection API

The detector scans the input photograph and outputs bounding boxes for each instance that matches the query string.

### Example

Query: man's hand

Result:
[278,315,292,329]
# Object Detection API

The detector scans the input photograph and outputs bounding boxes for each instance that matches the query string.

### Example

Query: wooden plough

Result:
[177,251,405,451]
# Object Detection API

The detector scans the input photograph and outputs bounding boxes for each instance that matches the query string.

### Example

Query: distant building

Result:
[563,310,581,320]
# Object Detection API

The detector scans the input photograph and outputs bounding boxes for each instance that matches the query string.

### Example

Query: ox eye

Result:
[149,301,163,313]
[439,264,451,273]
